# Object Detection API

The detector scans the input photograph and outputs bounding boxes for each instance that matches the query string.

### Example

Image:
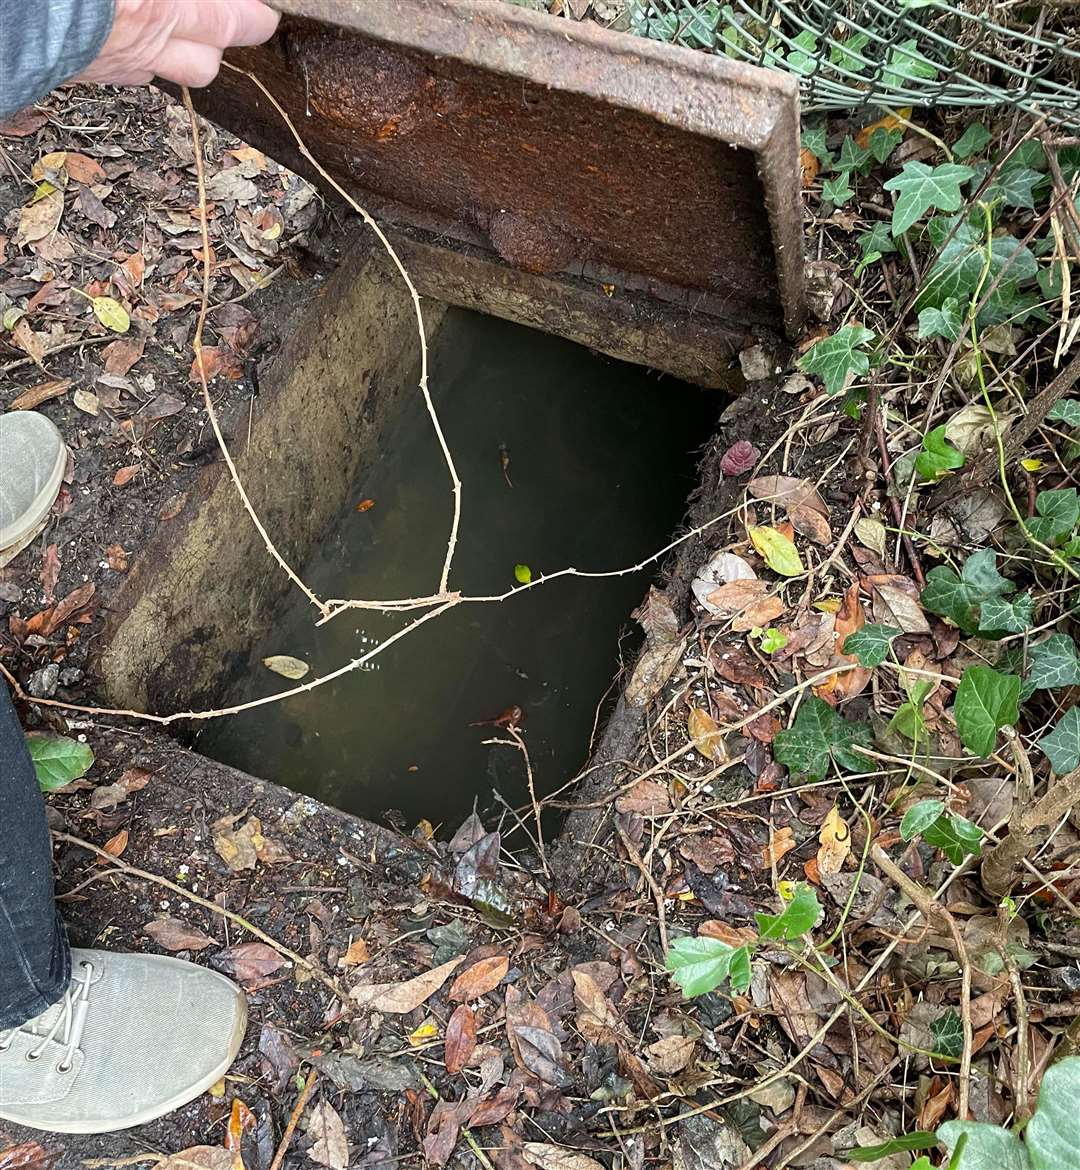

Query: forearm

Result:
[0,0,116,118]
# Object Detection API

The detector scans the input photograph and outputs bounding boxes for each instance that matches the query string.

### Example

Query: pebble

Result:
[27,662,60,698]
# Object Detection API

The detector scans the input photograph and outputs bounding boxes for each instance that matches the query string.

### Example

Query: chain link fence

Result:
[627,0,1080,129]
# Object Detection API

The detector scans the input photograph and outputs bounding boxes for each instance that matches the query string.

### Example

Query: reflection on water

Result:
[199,309,716,830]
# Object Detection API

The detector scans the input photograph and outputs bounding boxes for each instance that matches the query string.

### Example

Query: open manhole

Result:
[101,0,803,828]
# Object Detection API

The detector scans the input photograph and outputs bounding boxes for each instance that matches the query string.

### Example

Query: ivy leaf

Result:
[836,136,873,176]
[954,665,1020,757]
[756,884,822,941]
[881,38,939,90]
[784,29,820,75]
[921,548,1014,633]
[978,163,1043,211]
[925,812,983,864]
[869,126,903,165]
[748,525,803,576]
[978,593,1034,636]
[1028,633,1080,690]
[883,161,976,237]
[917,297,964,342]
[842,623,901,667]
[953,122,991,160]
[829,31,870,73]
[938,1120,1030,1170]
[915,425,965,481]
[901,799,945,840]
[27,734,95,792]
[773,697,873,781]
[799,325,876,396]
[665,937,752,997]
[1039,708,1080,775]
[1026,1054,1080,1170]
[858,222,896,260]
[1006,139,1047,171]
[801,125,833,167]
[931,1010,964,1060]
[821,173,854,207]
[1027,488,1079,545]
[845,1134,938,1163]
[1046,399,1080,429]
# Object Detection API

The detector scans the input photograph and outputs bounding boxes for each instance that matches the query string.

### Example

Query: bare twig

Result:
[269,1067,319,1170]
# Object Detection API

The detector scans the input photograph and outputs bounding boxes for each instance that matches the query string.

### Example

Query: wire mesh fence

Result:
[627,0,1080,129]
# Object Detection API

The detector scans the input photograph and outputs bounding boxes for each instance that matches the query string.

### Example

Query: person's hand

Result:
[77,0,280,89]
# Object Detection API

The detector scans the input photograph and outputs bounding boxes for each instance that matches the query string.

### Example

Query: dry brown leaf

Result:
[351,956,464,1013]
[190,345,244,382]
[307,1100,349,1170]
[90,765,150,811]
[341,937,370,966]
[702,578,772,619]
[789,502,833,545]
[144,916,215,952]
[212,814,290,871]
[112,465,140,487]
[687,707,727,762]
[699,920,758,946]
[72,389,99,416]
[215,941,288,985]
[762,826,796,868]
[816,805,851,876]
[445,1003,477,1074]
[613,778,671,816]
[11,318,45,367]
[105,542,129,572]
[40,542,59,604]
[505,986,569,1086]
[102,829,128,858]
[800,147,820,187]
[15,189,64,246]
[572,969,623,1043]
[870,580,931,634]
[449,954,509,1002]
[469,1085,520,1127]
[644,1034,696,1075]
[0,108,48,136]
[156,1149,233,1170]
[747,474,828,515]
[9,379,69,411]
[730,594,786,633]
[624,638,684,708]
[64,152,106,184]
[103,335,145,375]
[523,1144,605,1170]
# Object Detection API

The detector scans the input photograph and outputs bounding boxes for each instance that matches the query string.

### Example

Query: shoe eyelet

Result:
[25,1051,41,1062]
[57,1060,73,1073]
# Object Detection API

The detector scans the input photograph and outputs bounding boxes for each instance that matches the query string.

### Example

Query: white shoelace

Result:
[0,959,95,1073]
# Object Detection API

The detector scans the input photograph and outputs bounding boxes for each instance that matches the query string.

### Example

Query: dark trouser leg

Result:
[0,682,69,1028]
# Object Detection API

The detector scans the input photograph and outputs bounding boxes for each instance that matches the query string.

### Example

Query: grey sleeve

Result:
[1,0,116,119]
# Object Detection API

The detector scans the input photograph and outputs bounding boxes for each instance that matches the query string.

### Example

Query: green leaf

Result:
[1039,708,1080,775]
[917,297,964,342]
[938,1120,1030,1170]
[901,799,946,840]
[799,325,876,396]
[773,697,873,781]
[1026,1055,1080,1170]
[727,944,753,994]
[931,1009,964,1060]
[821,173,854,207]
[90,295,130,333]
[858,222,896,260]
[842,624,901,667]
[953,122,991,160]
[869,126,903,165]
[27,734,95,792]
[756,884,822,941]
[836,136,873,176]
[1028,634,1080,690]
[921,548,1013,633]
[1047,399,1080,429]
[514,563,532,584]
[915,425,966,481]
[748,525,804,576]
[759,627,787,653]
[978,164,1043,211]
[1027,488,1079,545]
[882,38,939,90]
[954,665,1020,757]
[1005,139,1048,171]
[845,1133,938,1162]
[829,31,870,73]
[666,936,748,997]
[978,593,1034,636]
[883,161,976,237]
[927,812,983,864]
[801,125,832,167]
[784,29,819,75]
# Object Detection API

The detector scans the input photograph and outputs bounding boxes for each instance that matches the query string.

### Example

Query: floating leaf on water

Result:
[263,654,309,679]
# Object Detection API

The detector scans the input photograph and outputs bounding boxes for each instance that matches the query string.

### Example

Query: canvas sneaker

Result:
[0,410,66,553]
[0,948,247,1134]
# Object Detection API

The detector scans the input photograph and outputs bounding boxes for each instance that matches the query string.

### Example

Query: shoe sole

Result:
[0,431,66,550]
[0,994,247,1135]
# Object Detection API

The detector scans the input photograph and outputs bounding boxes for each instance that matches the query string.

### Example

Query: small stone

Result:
[738,344,771,381]
[27,662,60,698]
[59,666,83,687]
[0,582,22,603]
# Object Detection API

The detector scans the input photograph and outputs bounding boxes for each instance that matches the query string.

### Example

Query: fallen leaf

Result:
[11,318,45,367]
[867,576,930,634]
[64,152,106,184]
[762,826,796,868]
[699,920,758,946]
[89,296,129,333]
[307,1100,349,1170]
[625,638,684,707]
[341,937,370,966]
[351,956,464,1013]
[226,1097,255,1155]
[144,916,215,952]
[103,336,145,375]
[8,378,70,410]
[76,186,116,230]
[41,543,59,604]
[143,392,185,420]
[449,954,509,1002]
[263,654,309,679]
[445,1003,477,1074]
[15,188,63,246]
[90,766,151,811]
[748,526,804,576]
[688,707,727,762]
[854,516,887,559]
[105,543,129,571]
[801,147,820,186]
[159,492,187,521]
[469,1084,520,1127]
[789,502,832,545]
[855,109,908,148]
[816,805,851,876]
[0,108,49,136]
[645,1034,696,1075]
[156,1149,232,1170]
[112,465,140,487]
[506,987,569,1086]
[72,389,100,416]
[572,969,623,1044]
[614,778,671,815]
[206,167,259,203]
[355,498,376,513]
[42,581,95,636]
[700,578,772,619]
[190,346,245,382]
[102,828,128,858]
[523,1144,605,1170]
[748,474,828,516]
[731,593,786,633]
[214,941,288,985]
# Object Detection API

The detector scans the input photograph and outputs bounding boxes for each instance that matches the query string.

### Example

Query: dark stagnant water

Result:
[199,309,716,830]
